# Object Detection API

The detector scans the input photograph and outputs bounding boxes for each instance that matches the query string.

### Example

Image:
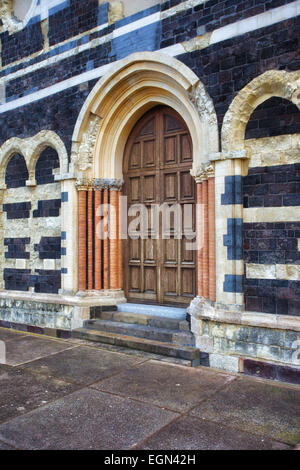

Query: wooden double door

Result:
[123,106,196,305]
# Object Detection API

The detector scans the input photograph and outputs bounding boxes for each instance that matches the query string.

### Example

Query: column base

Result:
[0,289,126,333]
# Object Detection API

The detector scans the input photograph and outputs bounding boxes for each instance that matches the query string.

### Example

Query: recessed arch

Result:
[221,70,300,152]
[28,130,68,177]
[0,131,68,187]
[71,51,219,179]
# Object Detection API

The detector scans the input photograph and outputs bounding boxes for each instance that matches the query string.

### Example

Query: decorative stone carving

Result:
[182,33,212,53]
[190,162,214,183]
[0,0,37,33]
[108,1,124,24]
[0,0,17,33]
[75,177,94,191]
[94,178,123,191]
[77,114,102,171]
[189,81,218,128]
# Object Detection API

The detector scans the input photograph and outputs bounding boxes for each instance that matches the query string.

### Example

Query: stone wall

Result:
[1,147,62,294]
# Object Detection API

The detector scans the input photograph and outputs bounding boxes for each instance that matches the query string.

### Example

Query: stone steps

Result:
[72,328,201,366]
[72,303,202,366]
[84,319,194,346]
[95,310,189,331]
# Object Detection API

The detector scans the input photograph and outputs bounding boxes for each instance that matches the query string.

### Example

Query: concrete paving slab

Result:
[4,335,76,366]
[67,337,192,366]
[0,440,15,450]
[93,360,236,412]
[136,415,291,450]
[0,328,27,343]
[0,364,78,424]
[0,388,178,450]
[21,345,146,385]
[190,377,300,446]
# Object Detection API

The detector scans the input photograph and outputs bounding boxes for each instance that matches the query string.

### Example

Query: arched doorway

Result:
[123,106,196,305]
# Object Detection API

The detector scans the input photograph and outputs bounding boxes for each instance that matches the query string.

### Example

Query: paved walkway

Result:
[0,327,299,450]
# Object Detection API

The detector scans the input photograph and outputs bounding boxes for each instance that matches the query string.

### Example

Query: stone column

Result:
[87,188,94,290]
[103,186,109,290]
[109,179,123,290]
[211,150,247,308]
[59,177,78,294]
[196,182,203,297]
[94,184,102,291]
[117,190,123,289]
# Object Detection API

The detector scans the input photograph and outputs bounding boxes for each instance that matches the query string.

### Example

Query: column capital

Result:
[75,177,94,191]
[94,178,123,191]
[191,162,214,183]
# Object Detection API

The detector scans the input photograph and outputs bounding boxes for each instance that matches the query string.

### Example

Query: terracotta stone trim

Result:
[78,189,87,291]
[110,189,118,290]
[87,189,93,290]
[208,177,216,302]
[117,191,122,289]
[196,182,203,297]
[202,179,209,299]
[103,188,109,290]
[94,189,102,290]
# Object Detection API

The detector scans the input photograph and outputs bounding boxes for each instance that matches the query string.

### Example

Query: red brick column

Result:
[110,189,118,290]
[94,189,102,290]
[202,179,209,299]
[117,191,123,289]
[208,177,216,302]
[196,182,203,297]
[103,188,109,290]
[78,188,87,291]
[87,189,93,290]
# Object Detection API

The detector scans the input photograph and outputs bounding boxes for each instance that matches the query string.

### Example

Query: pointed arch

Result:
[71,51,219,179]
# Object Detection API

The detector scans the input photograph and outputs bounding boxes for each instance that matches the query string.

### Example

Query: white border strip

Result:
[0,1,299,113]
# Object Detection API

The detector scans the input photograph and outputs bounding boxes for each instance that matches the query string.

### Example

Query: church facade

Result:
[0,0,299,382]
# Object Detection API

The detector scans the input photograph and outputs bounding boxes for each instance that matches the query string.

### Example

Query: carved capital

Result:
[94,178,123,191]
[75,177,94,191]
[191,162,214,183]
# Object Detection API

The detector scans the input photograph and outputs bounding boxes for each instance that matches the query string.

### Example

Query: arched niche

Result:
[71,52,219,179]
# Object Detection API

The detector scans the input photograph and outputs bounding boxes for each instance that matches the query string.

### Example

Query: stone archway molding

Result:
[222,70,300,152]
[71,51,219,179]
[0,130,69,187]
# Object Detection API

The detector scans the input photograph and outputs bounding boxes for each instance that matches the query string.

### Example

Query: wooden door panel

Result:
[181,268,195,297]
[163,172,178,202]
[144,238,156,263]
[129,238,140,262]
[129,266,141,292]
[124,106,196,305]
[143,140,156,168]
[181,239,196,264]
[180,171,195,201]
[129,177,141,203]
[164,238,177,264]
[164,136,177,165]
[143,175,156,203]
[144,267,156,293]
[129,142,141,169]
[180,134,192,163]
[164,267,177,296]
